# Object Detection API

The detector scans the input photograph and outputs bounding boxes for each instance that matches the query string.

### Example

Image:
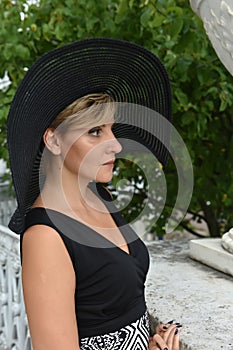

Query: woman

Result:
[7,38,181,350]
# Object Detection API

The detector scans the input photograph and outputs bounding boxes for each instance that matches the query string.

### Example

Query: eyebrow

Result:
[89,122,115,130]
[102,122,115,127]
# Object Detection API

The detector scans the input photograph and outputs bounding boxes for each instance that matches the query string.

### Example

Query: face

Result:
[58,122,122,183]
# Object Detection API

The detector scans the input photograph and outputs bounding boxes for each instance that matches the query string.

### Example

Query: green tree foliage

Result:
[0,0,232,236]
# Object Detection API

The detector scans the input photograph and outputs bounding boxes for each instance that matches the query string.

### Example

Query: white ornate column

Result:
[190,0,233,255]
[190,0,233,76]
[0,224,32,350]
[222,228,233,254]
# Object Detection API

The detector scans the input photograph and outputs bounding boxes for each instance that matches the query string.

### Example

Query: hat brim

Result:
[7,38,172,234]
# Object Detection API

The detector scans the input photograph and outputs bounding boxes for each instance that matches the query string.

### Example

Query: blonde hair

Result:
[50,93,115,133]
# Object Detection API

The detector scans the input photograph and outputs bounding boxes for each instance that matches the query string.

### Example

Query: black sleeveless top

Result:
[20,184,150,339]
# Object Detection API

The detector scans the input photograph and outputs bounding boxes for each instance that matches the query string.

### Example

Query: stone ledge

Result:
[189,238,233,277]
[145,240,233,350]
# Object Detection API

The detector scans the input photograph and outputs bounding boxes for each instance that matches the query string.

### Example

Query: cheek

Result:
[60,133,107,175]
[62,141,99,174]
[61,142,83,171]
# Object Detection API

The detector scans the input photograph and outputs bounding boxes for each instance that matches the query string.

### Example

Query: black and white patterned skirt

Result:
[80,311,150,350]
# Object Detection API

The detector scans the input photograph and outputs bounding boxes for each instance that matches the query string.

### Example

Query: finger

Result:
[152,333,170,350]
[172,328,181,350]
[162,324,177,342]
[156,323,170,334]
[167,326,182,350]
[166,326,176,349]
[148,338,160,350]
[156,321,182,341]
[156,320,179,334]
[167,320,174,325]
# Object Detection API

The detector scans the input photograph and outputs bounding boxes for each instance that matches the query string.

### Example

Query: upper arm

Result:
[21,225,80,350]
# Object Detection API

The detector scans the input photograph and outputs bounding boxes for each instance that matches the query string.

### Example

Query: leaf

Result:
[3,43,14,60]
[15,44,31,59]
[140,8,151,27]
[219,89,231,112]
[115,0,128,24]
[174,57,193,82]
[174,88,188,107]
[151,14,166,28]
[175,31,196,53]
[164,6,184,37]
[54,23,66,41]
[166,17,183,37]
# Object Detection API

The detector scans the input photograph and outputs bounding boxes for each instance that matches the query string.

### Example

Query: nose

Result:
[106,131,122,154]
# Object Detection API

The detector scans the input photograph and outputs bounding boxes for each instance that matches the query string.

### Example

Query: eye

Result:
[88,127,102,137]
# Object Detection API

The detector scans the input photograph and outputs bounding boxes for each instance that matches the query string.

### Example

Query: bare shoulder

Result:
[22,224,75,302]
[22,225,79,349]
[22,224,75,279]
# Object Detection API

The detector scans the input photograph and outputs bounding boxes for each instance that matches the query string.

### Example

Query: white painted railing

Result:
[0,199,17,228]
[0,224,32,350]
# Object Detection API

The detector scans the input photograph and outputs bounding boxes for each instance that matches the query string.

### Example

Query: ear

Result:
[43,128,61,155]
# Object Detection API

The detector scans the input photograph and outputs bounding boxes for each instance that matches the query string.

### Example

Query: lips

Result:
[103,159,115,165]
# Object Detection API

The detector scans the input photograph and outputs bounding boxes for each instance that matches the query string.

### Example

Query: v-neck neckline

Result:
[29,207,132,256]
[29,185,133,256]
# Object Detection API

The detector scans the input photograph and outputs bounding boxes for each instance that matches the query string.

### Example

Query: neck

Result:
[36,161,91,213]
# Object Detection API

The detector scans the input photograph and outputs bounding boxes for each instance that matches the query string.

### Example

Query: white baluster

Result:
[0,225,32,350]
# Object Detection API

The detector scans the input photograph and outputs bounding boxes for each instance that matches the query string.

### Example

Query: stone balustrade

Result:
[146,240,233,350]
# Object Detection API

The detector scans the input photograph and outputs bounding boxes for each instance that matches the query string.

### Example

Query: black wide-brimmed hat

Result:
[7,38,172,234]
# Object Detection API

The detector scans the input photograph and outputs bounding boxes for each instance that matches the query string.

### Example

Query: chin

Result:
[95,172,113,184]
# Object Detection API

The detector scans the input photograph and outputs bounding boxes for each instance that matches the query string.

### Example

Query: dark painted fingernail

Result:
[163,326,168,330]
[167,320,174,324]
[175,322,180,325]
[176,324,183,328]
[175,328,179,335]
[163,348,168,350]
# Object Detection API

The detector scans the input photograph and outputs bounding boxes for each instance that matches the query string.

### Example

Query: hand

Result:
[148,321,182,350]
